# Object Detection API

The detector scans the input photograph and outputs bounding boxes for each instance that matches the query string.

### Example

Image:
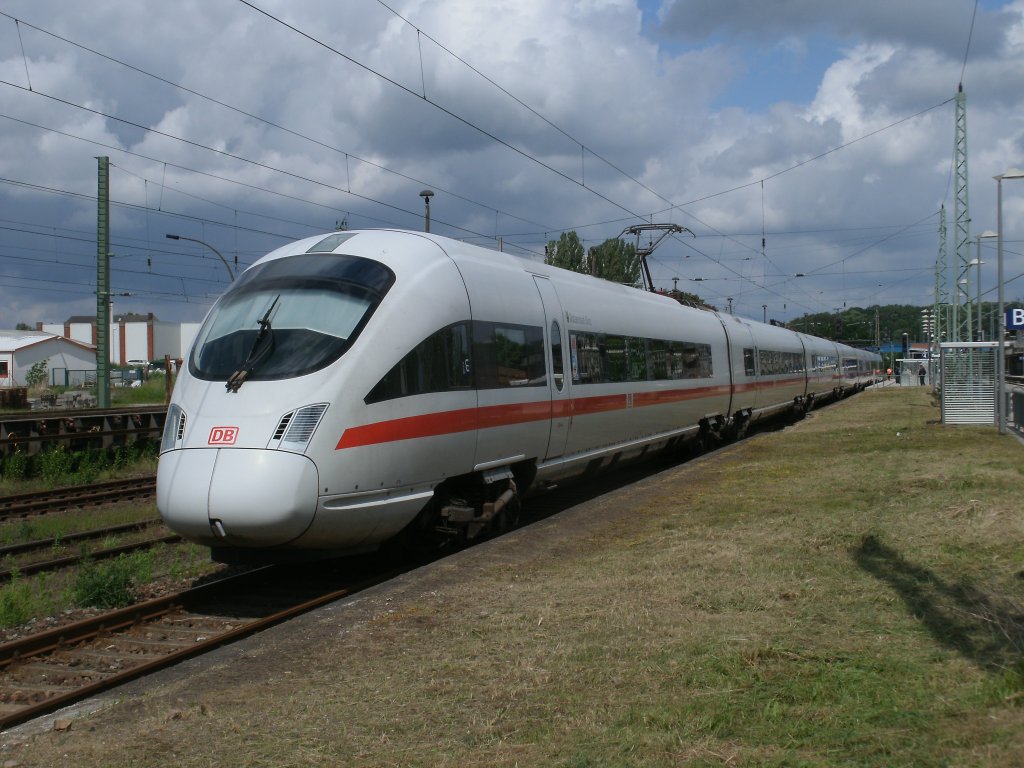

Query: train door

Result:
[532,276,571,459]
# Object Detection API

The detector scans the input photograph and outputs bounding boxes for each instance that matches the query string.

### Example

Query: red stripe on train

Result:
[334,379,809,450]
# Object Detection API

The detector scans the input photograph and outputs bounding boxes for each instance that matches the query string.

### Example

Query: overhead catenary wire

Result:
[0,5,981,324]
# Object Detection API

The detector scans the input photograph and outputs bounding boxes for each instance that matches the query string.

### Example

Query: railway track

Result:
[0,520,180,582]
[0,476,156,520]
[0,563,377,730]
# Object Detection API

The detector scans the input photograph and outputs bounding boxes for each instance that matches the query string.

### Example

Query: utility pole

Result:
[96,156,110,408]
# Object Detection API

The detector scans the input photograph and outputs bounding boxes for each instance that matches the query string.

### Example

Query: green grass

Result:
[110,375,172,406]
[0,537,217,629]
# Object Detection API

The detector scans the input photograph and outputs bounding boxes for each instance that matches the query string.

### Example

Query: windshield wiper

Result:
[226,296,279,393]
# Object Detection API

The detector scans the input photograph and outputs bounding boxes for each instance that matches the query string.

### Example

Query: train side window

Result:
[365,322,471,403]
[626,337,647,381]
[648,339,668,380]
[550,321,564,391]
[743,348,756,376]
[603,335,627,382]
[473,321,546,388]
[570,331,603,384]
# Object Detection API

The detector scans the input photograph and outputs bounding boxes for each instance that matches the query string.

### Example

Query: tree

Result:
[589,238,641,287]
[544,231,586,273]
[26,359,48,388]
[15,322,31,331]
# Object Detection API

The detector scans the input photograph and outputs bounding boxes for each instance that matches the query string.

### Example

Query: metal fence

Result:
[939,343,998,425]
[50,368,97,388]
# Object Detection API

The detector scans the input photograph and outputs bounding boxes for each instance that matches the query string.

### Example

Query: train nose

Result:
[157,448,319,547]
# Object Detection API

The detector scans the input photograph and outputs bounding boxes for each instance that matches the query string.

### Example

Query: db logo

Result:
[208,426,239,445]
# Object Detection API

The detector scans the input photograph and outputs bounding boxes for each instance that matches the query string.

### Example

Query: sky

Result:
[0,0,1022,334]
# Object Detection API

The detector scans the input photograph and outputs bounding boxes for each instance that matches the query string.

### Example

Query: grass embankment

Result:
[15,387,1024,766]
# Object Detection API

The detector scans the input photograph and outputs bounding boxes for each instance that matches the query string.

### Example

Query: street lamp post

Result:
[974,230,998,340]
[994,169,1024,434]
[165,234,235,281]
[419,190,434,233]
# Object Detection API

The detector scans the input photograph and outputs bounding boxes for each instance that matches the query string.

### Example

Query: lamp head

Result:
[995,168,1024,180]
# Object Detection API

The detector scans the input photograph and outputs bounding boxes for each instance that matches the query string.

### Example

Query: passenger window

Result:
[365,322,471,403]
[743,348,756,376]
[473,321,546,388]
[551,321,564,391]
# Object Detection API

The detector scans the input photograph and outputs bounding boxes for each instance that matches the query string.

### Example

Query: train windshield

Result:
[190,253,395,383]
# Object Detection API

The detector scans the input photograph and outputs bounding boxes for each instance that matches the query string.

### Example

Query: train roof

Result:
[249,229,879,360]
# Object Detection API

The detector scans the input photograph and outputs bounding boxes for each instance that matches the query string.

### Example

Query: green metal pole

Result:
[96,156,110,408]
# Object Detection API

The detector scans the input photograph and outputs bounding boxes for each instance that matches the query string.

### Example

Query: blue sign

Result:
[1008,307,1024,330]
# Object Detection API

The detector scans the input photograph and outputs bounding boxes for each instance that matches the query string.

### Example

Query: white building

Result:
[37,313,200,365]
[0,330,96,388]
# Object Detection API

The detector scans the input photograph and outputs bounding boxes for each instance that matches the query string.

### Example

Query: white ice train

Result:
[157,229,880,562]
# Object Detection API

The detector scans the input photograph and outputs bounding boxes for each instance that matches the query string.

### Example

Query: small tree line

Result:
[544,232,643,287]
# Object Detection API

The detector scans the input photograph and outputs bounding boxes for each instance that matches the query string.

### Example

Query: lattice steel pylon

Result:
[935,205,949,353]
[952,84,973,343]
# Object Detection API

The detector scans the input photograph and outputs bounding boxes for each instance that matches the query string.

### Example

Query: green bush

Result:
[36,445,73,483]
[74,556,133,609]
[25,359,48,388]
[1,441,158,483]
[71,451,103,484]
[1,449,28,480]
[0,568,34,627]
[73,551,155,609]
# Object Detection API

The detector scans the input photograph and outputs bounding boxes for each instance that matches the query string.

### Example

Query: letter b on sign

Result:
[1009,307,1024,330]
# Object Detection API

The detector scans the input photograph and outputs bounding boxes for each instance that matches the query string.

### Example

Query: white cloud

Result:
[0,0,1022,330]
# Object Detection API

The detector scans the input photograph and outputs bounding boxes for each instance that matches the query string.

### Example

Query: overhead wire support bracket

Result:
[620,223,691,292]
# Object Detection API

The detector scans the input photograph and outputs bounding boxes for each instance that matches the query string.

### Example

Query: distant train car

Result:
[157,229,880,562]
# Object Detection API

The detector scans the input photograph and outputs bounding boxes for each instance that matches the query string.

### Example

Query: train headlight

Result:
[161,404,185,453]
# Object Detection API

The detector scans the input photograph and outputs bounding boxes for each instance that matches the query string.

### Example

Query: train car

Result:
[157,229,879,562]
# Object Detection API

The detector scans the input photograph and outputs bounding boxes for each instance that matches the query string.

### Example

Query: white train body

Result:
[157,230,879,560]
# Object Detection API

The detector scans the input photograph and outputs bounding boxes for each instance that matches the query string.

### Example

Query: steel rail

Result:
[0,518,163,558]
[0,566,355,731]
[0,476,156,519]
[0,531,181,582]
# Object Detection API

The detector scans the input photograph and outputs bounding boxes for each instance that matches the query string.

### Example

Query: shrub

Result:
[73,551,155,609]
[0,568,34,627]
[25,359,48,388]
[36,445,73,484]
[1,449,28,480]
[73,555,135,608]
